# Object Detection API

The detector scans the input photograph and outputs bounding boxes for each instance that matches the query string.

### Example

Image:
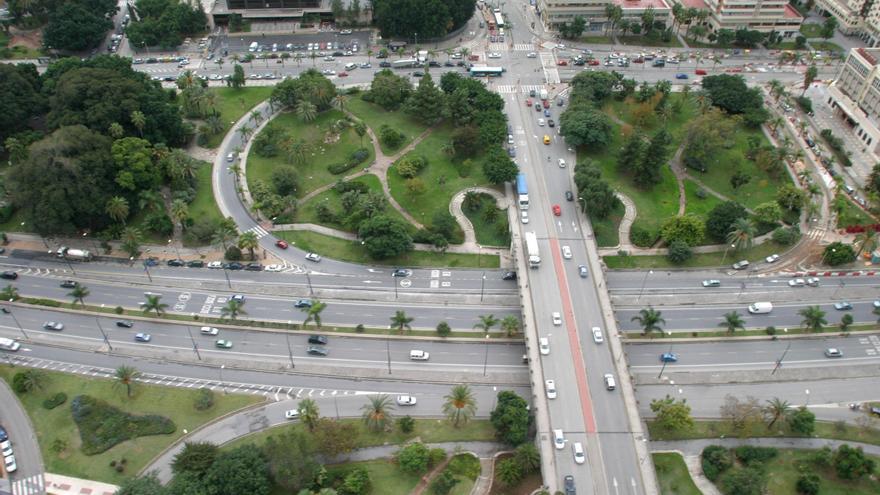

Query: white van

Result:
[248,41,259,52]
[748,302,773,314]
[409,350,430,360]
[603,373,616,390]
[344,62,357,71]
[0,337,20,352]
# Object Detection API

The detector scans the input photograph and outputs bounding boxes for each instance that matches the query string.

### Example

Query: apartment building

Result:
[536,0,673,32]
[825,47,880,153]
[677,0,803,36]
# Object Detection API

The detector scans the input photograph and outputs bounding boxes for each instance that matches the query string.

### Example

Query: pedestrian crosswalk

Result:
[513,44,534,51]
[488,43,508,52]
[245,225,270,239]
[806,228,826,241]
[494,84,544,94]
[9,473,45,495]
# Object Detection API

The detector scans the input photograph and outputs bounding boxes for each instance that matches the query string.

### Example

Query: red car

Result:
[695,69,707,75]
[275,240,289,249]
[338,71,348,77]
[542,100,550,109]
[557,60,568,66]
[552,204,561,216]
[526,98,533,107]
[588,59,600,66]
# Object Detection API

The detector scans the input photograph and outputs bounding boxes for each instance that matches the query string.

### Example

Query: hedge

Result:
[71,395,176,455]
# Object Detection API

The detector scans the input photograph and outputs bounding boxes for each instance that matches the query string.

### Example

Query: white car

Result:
[284,409,300,420]
[539,337,550,355]
[765,254,780,263]
[526,52,537,58]
[4,454,16,473]
[572,442,585,464]
[321,69,336,76]
[409,350,430,360]
[305,252,322,262]
[553,429,565,449]
[545,379,557,399]
[558,158,566,168]
[207,261,223,269]
[488,52,502,58]
[1,440,12,457]
[520,210,529,224]
[592,327,604,343]
[264,264,283,272]
[43,321,64,331]
[508,134,514,144]
[561,246,572,259]
[538,118,545,127]
[396,395,417,406]
[788,278,805,287]
[552,312,562,326]
[200,326,219,336]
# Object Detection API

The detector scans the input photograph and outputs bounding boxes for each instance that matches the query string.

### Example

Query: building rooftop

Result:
[783,4,803,18]
[678,0,709,9]
[856,47,880,66]
[614,0,672,9]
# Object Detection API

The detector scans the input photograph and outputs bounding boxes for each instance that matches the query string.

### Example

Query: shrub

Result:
[772,226,801,245]
[70,395,176,455]
[328,161,358,174]
[355,324,365,333]
[630,226,656,247]
[42,392,68,410]
[796,473,820,495]
[11,373,28,394]
[396,442,430,474]
[666,240,693,264]
[339,466,371,495]
[823,242,856,266]
[114,306,125,314]
[397,415,415,433]
[379,125,405,149]
[436,322,451,337]
[194,388,214,411]
[428,447,447,467]
[701,445,732,481]
[350,148,370,165]
[334,180,370,194]
[26,298,63,307]
[496,458,523,486]
[429,470,458,495]
[448,454,481,480]
[224,245,243,261]
[765,326,776,336]
[733,446,778,466]
[719,466,766,495]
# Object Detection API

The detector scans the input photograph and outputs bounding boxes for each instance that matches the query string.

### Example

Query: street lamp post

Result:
[386,339,392,374]
[482,334,490,376]
[223,267,232,288]
[721,244,735,266]
[186,321,201,360]
[96,306,112,352]
[143,261,153,282]
[6,300,28,340]
[637,270,653,302]
[480,272,486,302]
[305,271,314,295]
[219,365,226,394]
[285,328,295,369]
[168,239,182,260]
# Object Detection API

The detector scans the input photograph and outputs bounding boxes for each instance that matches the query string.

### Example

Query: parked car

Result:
[186,260,205,268]
[675,73,689,79]
[539,337,550,355]
[592,327,604,343]
[167,259,185,267]
[245,263,263,271]
[765,254,780,263]
[834,302,853,311]
[207,261,223,269]
[224,262,243,270]
[545,379,557,399]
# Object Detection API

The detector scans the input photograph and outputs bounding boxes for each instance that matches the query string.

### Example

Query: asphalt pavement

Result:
[0,379,45,494]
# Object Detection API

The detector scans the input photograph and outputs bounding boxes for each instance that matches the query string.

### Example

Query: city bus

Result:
[494,11,504,28]
[469,66,505,77]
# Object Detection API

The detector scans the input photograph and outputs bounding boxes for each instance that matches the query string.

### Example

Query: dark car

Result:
[144,257,160,267]
[307,346,328,356]
[60,280,78,288]
[0,425,7,441]
[167,259,185,267]
[565,191,574,201]
[186,260,205,268]
[294,299,313,308]
[564,475,576,495]
[308,335,328,345]
[548,119,555,127]
[428,60,440,67]
[502,271,517,281]
[660,352,678,362]
[392,268,412,277]
[0,271,18,280]
[116,320,134,328]
[245,263,263,271]
[224,262,243,270]
[379,61,392,67]
[412,71,424,77]
[444,61,455,67]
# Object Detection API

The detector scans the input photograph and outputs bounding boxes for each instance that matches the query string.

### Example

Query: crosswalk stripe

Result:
[513,44,533,51]
[246,225,270,239]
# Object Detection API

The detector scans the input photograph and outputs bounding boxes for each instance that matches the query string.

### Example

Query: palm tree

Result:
[764,398,792,428]
[331,94,348,111]
[0,284,19,301]
[727,218,757,251]
[298,398,320,431]
[142,294,168,317]
[855,229,878,256]
[719,311,745,334]
[473,314,499,333]
[443,384,477,427]
[68,284,89,307]
[237,231,259,260]
[301,300,327,329]
[500,316,521,336]
[220,299,246,320]
[798,305,827,332]
[361,394,395,432]
[205,114,224,135]
[18,369,48,392]
[767,79,786,102]
[121,226,142,258]
[108,122,125,139]
[170,199,189,231]
[105,196,129,225]
[130,110,146,137]
[212,223,238,251]
[114,365,140,398]
[250,109,263,125]
[282,138,310,165]
[237,124,252,142]
[138,189,163,213]
[631,307,665,337]
[390,310,414,333]
[296,100,317,122]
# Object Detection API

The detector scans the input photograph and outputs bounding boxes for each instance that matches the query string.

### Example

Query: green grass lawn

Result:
[591,200,624,248]
[204,87,274,148]
[387,124,494,233]
[462,193,510,248]
[653,452,701,495]
[296,174,416,234]
[604,240,788,269]
[836,196,875,228]
[800,23,824,38]
[687,127,790,210]
[683,179,723,221]
[184,161,224,246]
[326,459,422,495]
[446,453,481,495]
[617,36,683,48]
[247,110,373,198]
[346,97,430,155]
[224,418,495,451]
[0,366,262,484]
[810,41,845,55]
[763,449,880,495]
[647,419,880,446]
[275,230,500,268]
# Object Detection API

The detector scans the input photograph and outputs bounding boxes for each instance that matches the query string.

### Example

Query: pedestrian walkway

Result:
[43,474,117,495]
[449,187,510,248]
[614,192,637,252]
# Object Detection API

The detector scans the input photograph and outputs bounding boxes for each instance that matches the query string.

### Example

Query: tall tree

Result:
[727,218,757,251]
[473,314,499,333]
[142,294,168,316]
[719,311,745,334]
[631,307,665,337]
[68,284,89,307]
[802,65,818,96]
[390,310,414,333]
[114,365,140,398]
[220,299,246,320]
[798,305,827,332]
[763,398,792,428]
[298,398,320,431]
[105,196,130,225]
[361,394,395,432]
[443,384,477,427]
[237,231,259,260]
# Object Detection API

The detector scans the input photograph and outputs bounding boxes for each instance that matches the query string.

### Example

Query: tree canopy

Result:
[43,0,113,52]
[125,0,207,49]
[373,0,475,39]
[490,391,530,446]
[559,105,613,148]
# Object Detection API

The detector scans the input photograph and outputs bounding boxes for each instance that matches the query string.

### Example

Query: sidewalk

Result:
[44,473,118,495]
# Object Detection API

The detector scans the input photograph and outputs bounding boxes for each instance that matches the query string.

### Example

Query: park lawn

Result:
[184,161,224,245]
[296,174,417,234]
[204,87,274,148]
[0,366,261,484]
[387,124,494,233]
[224,418,495,451]
[763,449,880,495]
[326,460,421,495]
[683,179,723,220]
[800,23,824,38]
[617,35,683,48]
[810,41,845,55]
[603,92,697,142]
[346,97,430,155]
[604,240,788,269]
[247,110,373,198]
[688,126,790,210]
[653,453,701,495]
[591,200,624,248]
[463,193,511,248]
[837,196,875,228]
[647,419,880,446]
[275,230,500,268]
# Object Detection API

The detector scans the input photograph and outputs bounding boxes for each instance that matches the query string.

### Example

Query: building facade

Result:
[536,0,673,32]
[825,47,880,153]
[210,0,371,29]
[814,0,880,45]
[677,0,802,36]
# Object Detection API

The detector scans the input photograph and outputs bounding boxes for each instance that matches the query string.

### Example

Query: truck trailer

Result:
[524,231,540,268]
[56,246,93,261]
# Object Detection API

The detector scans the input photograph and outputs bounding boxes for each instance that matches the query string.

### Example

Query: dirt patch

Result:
[8,26,42,50]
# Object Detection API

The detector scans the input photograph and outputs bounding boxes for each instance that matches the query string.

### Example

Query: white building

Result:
[825,47,880,153]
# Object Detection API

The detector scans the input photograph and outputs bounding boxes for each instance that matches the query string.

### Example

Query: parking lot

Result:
[222,31,371,55]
